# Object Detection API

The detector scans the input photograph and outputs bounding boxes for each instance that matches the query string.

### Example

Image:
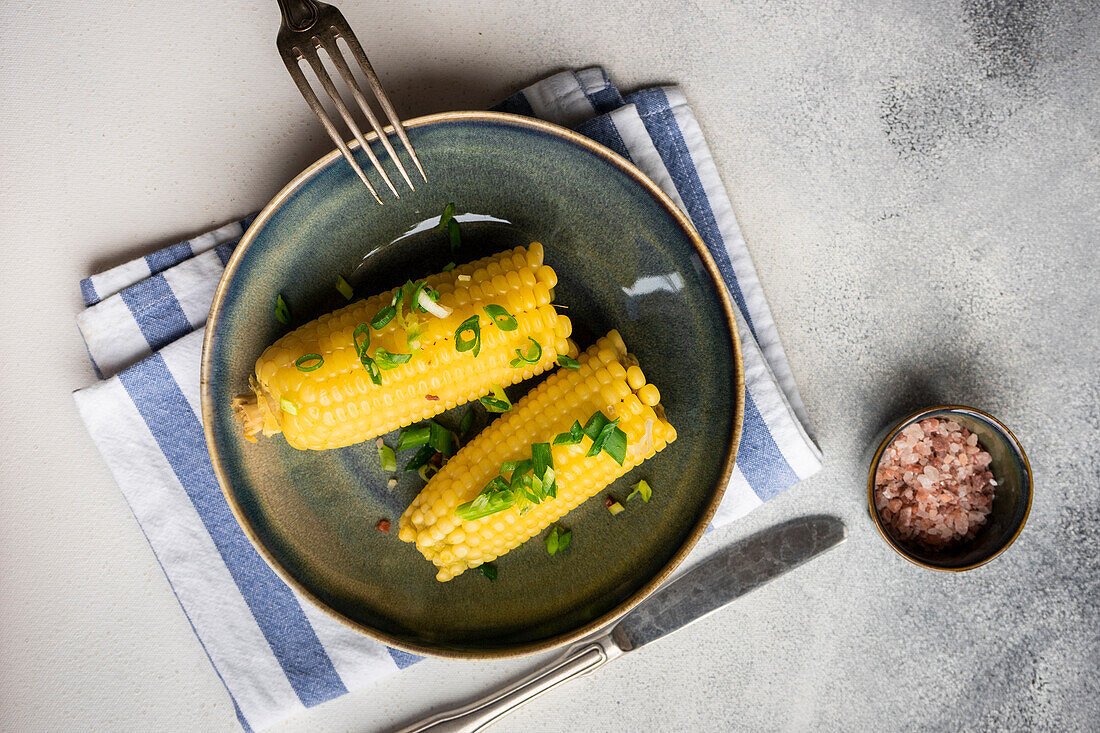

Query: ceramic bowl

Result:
[867,405,1031,571]
[201,111,744,657]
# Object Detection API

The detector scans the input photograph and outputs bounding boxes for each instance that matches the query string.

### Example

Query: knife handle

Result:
[397,635,625,733]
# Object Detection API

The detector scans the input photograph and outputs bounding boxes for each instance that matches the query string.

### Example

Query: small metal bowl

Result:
[867,405,1032,571]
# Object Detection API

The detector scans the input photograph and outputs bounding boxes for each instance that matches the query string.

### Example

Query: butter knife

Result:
[397,515,847,733]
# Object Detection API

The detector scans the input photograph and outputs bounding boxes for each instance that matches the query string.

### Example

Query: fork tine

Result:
[337,30,428,183]
[300,44,400,198]
[321,37,416,191]
[280,47,382,204]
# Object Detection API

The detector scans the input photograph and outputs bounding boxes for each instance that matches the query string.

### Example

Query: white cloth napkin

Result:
[74,68,822,731]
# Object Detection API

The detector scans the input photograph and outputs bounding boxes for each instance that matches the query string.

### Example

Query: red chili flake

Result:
[425,394,440,401]
[376,519,390,533]
[429,452,444,467]
[605,496,615,509]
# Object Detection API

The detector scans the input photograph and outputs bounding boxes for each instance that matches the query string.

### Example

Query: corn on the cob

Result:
[233,243,576,450]
[398,330,676,581]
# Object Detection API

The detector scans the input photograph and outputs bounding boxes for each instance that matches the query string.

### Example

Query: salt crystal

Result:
[903,423,925,440]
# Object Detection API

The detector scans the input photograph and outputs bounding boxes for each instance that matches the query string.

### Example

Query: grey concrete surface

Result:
[1,0,1097,731]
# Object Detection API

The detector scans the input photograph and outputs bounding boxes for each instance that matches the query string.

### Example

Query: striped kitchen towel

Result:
[74,68,822,731]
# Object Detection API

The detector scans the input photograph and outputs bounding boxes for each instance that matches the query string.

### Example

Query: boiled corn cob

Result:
[234,243,576,450]
[399,330,676,581]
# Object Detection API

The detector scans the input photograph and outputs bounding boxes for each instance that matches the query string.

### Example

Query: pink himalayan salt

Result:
[874,418,996,550]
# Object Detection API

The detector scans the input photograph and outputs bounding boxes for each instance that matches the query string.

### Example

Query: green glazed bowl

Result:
[867,405,1032,571]
[202,111,743,658]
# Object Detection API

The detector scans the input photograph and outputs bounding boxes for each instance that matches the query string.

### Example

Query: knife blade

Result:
[398,515,846,733]
[612,514,847,651]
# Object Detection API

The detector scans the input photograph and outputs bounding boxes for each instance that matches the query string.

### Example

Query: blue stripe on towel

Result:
[119,275,193,352]
[583,69,625,113]
[118,355,348,707]
[576,116,633,164]
[214,240,239,266]
[492,92,536,118]
[625,88,757,338]
[387,648,422,670]
[80,277,99,307]
[736,391,798,500]
[145,241,195,273]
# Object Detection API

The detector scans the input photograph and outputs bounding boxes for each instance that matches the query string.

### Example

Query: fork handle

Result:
[277,0,322,31]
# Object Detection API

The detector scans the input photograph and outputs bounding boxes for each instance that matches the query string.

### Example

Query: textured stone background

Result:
[0,0,1097,731]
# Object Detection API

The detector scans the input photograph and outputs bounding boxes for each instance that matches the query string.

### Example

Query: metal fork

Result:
[276,0,426,203]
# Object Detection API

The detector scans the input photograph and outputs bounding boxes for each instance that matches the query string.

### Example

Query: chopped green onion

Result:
[335,275,354,301]
[556,354,581,369]
[627,479,652,503]
[374,348,411,370]
[280,398,298,415]
[410,279,430,313]
[354,323,381,385]
[447,218,461,253]
[542,466,557,498]
[362,356,382,386]
[371,305,396,329]
[514,472,544,504]
[510,338,542,367]
[553,420,585,446]
[545,526,560,555]
[482,476,512,494]
[583,411,613,442]
[456,477,514,520]
[295,354,324,372]
[545,525,571,556]
[394,279,415,333]
[557,523,570,550]
[588,419,626,463]
[438,202,455,229]
[478,564,497,581]
[378,443,397,472]
[275,294,291,325]
[405,323,423,351]
[396,424,431,451]
[404,444,435,472]
[483,304,518,331]
[500,460,523,473]
[479,383,511,412]
[353,323,370,358]
[442,262,456,272]
[428,420,454,456]
[506,459,533,485]
[416,287,451,319]
[603,427,629,465]
[417,464,438,482]
[607,500,625,516]
[532,442,553,479]
[454,315,481,356]
[458,408,475,436]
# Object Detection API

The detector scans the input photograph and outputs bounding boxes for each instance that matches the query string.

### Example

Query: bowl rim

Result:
[200,110,746,658]
[866,404,1032,572]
